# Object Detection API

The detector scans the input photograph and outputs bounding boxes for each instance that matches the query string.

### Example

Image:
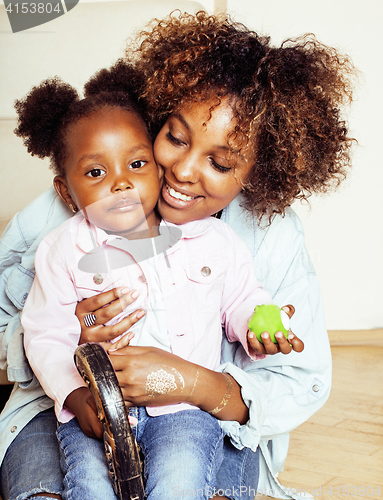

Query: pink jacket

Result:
[22,215,272,421]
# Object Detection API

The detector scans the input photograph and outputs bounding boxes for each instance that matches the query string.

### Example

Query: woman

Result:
[0,11,355,500]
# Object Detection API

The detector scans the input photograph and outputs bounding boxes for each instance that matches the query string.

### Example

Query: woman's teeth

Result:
[167,185,195,201]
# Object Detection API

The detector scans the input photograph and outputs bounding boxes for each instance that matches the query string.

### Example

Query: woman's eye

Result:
[130,160,146,169]
[86,168,106,178]
[166,131,185,146]
[210,158,231,173]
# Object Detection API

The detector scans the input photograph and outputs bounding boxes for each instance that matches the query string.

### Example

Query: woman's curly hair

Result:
[128,11,356,219]
[14,61,147,176]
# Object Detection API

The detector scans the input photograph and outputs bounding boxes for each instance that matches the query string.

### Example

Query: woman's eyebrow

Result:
[172,111,189,130]
[172,112,229,151]
[172,111,244,159]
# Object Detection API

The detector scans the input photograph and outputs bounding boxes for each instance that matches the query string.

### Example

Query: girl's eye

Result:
[166,131,185,146]
[130,160,146,169]
[86,168,106,178]
[210,158,231,173]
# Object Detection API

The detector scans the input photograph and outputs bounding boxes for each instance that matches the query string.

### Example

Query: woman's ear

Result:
[54,175,78,213]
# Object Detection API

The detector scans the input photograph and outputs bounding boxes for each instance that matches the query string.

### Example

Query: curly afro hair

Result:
[14,60,147,176]
[128,11,356,219]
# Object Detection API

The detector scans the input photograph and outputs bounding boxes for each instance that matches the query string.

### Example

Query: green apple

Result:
[248,304,289,344]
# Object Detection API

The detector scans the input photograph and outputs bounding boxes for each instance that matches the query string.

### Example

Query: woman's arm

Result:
[110,345,249,424]
[0,188,70,380]
[75,288,304,425]
[76,290,250,423]
[219,201,332,450]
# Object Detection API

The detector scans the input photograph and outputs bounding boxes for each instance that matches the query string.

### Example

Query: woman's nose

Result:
[172,154,200,184]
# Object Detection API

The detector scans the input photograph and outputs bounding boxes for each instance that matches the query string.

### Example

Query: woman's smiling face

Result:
[154,97,253,225]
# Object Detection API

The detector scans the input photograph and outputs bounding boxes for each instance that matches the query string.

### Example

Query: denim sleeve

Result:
[219,204,332,450]
[0,188,70,381]
[0,214,29,374]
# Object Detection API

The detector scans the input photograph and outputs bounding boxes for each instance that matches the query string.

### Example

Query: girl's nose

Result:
[111,172,133,192]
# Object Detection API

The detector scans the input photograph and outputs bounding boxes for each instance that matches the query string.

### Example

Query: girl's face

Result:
[54,107,162,236]
[154,97,253,225]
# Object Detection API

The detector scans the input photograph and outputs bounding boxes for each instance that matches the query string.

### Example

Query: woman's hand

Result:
[110,346,199,407]
[110,346,249,424]
[247,305,304,355]
[75,287,145,345]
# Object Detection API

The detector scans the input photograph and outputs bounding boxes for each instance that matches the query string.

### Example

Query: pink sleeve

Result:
[220,228,273,361]
[22,238,86,422]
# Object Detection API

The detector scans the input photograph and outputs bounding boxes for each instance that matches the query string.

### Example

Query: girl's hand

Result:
[75,287,145,345]
[64,387,103,439]
[247,305,304,355]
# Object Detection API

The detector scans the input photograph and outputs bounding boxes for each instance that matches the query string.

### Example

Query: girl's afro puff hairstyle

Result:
[129,11,357,220]
[14,60,147,176]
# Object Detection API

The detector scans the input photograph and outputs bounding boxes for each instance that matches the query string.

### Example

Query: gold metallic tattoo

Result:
[145,365,185,399]
[189,367,200,399]
[208,374,233,415]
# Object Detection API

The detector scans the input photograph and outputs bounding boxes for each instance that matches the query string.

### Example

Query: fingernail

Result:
[117,287,130,297]
[127,332,135,340]
[128,416,138,427]
[131,290,139,298]
[261,332,269,339]
[248,332,255,339]
[136,309,145,319]
[288,334,295,341]
[275,332,283,339]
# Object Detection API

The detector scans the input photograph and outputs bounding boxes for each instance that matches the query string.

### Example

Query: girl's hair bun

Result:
[84,59,144,102]
[14,78,79,158]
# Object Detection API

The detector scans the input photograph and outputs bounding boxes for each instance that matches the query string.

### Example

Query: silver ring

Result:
[84,313,97,327]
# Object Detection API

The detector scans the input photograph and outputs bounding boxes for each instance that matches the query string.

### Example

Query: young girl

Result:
[18,63,285,500]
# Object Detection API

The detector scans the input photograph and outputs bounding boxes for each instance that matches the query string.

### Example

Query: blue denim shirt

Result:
[0,187,330,499]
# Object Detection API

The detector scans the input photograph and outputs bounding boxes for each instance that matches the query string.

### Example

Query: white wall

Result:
[78,0,214,12]
[221,0,383,330]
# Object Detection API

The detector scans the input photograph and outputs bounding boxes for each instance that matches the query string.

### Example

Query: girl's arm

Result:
[22,233,142,425]
[22,238,90,422]
[64,387,103,438]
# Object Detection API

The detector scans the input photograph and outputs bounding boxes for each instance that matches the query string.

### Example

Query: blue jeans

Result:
[0,408,260,500]
[0,408,63,500]
[214,436,260,499]
[57,407,225,500]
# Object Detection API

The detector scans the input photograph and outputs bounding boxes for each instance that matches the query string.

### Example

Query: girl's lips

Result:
[161,182,202,209]
[109,199,140,212]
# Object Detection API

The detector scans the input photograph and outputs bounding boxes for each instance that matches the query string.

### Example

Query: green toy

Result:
[248,304,289,344]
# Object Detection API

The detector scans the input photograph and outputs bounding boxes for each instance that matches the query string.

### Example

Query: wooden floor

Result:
[258,330,383,500]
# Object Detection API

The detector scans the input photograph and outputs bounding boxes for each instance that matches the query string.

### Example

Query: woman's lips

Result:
[161,182,202,209]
